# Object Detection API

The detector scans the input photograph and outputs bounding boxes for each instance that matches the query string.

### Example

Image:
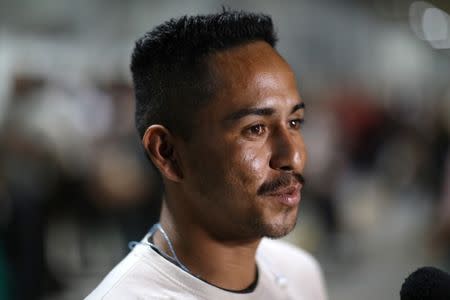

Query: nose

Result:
[269,127,306,173]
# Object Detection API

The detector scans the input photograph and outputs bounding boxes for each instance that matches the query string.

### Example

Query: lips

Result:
[266,184,302,207]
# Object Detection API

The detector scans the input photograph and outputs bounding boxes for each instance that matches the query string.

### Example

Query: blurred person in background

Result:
[431,97,450,267]
[0,172,11,300]
[1,74,162,300]
[86,10,327,300]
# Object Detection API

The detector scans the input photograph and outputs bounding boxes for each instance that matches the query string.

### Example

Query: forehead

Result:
[204,41,301,114]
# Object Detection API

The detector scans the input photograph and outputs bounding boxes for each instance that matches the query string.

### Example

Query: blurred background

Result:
[0,0,449,299]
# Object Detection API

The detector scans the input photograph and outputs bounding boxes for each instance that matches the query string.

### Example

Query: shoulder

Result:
[84,247,150,300]
[84,244,188,300]
[257,238,328,300]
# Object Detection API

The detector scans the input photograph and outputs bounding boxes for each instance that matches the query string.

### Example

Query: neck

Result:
[154,200,261,291]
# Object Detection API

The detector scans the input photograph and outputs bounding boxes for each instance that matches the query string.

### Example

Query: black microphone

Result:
[400,266,450,300]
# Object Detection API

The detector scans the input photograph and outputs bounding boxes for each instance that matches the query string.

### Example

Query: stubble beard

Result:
[248,207,299,239]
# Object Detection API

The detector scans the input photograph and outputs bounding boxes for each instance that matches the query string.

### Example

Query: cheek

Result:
[185,137,269,197]
[229,144,269,189]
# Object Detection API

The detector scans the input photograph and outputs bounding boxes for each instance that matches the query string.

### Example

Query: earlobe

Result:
[142,125,183,182]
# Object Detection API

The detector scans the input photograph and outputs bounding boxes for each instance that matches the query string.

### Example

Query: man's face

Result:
[176,41,306,241]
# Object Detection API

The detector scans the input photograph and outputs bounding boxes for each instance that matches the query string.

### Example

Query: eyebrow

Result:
[224,102,305,122]
[292,102,305,113]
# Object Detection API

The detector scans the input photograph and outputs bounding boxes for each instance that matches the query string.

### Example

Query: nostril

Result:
[279,166,293,171]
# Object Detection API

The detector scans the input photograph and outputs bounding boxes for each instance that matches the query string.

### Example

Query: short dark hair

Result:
[130,10,277,139]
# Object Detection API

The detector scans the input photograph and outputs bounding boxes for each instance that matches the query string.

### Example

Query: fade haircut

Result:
[130,10,277,140]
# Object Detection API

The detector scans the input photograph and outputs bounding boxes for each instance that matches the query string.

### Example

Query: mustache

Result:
[257,173,305,195]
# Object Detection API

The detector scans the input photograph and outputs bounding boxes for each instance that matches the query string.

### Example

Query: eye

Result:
[289,119,304,130]
[247,124,267,136]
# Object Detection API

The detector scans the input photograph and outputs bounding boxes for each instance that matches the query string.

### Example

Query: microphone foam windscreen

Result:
[400,266,450,300]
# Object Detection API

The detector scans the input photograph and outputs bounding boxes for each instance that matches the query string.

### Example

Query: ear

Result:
[142,125,183,182]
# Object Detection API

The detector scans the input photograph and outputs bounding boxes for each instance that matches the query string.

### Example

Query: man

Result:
[86,10,327,300]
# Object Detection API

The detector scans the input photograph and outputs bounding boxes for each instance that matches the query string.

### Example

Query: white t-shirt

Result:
[85,235,327,300]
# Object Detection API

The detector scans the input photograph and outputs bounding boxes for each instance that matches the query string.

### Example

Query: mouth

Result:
[265,184,302,207]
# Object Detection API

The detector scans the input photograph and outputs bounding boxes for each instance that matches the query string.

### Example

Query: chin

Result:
[260,221,297,239]
[242,203,299,239]
[250,211,298,239]
[260,205,299,238]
